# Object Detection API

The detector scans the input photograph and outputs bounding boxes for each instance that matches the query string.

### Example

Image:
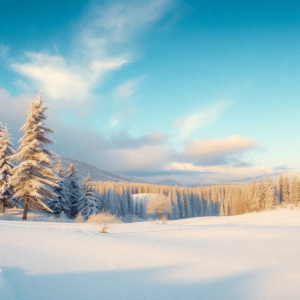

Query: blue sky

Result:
[1,0,300,185]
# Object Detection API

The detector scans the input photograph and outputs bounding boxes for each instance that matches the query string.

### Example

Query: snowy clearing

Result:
[1,208,300,300]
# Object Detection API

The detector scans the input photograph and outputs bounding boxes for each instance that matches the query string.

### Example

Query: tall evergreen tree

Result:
[0,126,16,213]
[65,160,82,218]
[10,94,59,220]
[48,160,67,215]
[78,174,98,220]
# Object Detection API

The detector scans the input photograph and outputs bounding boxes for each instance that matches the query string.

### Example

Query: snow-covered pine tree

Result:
[170,187,179,219]
[48,160,67,215]
[0,126,16,213]
[10,94,59,220]
[119,188,129,218]
[78,174,98,220]
[65,160,82,218]
[264,176,277,210]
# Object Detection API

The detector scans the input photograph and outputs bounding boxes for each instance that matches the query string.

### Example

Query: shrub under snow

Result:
[88,211,121,233]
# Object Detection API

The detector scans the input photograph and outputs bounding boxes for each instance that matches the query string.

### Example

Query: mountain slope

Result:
[55,157,144,183]
[158,179,182,186]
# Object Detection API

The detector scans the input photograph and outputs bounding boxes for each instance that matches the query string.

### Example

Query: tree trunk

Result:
[159,212,163,221]
[0,200,5,213]
[22,198,28,220]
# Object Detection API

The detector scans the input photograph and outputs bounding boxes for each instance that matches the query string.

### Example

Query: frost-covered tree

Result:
[0,126,16,213]
[251,181,260,212]
[147,193,173,223]
[281,175,289,205]
[289,176,299,205]
[48,160,67,215]
[77,174,98,220]
[65,160,82,218]
[10,95,59,220]
[264,176,277,210]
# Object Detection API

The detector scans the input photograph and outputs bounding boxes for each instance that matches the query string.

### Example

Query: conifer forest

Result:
[0,95,299,222]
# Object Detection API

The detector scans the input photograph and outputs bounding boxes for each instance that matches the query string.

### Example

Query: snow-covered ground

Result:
[1,208,300,300]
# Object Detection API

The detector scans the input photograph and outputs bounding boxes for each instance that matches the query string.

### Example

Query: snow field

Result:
[1,208,300,300]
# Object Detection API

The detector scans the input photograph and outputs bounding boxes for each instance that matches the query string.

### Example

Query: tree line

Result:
[0,94,299,222]
[93,173,300,221]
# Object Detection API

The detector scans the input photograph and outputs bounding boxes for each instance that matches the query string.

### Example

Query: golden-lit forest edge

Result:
[0,94,299,222]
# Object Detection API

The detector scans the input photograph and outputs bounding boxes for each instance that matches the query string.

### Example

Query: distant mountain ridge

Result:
[158,179,182,186]
[55,157,144,183]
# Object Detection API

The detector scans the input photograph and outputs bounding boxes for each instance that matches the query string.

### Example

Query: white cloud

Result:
[173,135,259,166]
[183,135,258,157]
[114,76,146,101]
[12,52,128,104]
[174,101,233,139]
[88,0,175,43]
[10,0,174,106]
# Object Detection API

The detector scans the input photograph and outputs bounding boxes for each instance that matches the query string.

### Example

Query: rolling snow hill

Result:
[56,157,144,183]
[1,208,300,300]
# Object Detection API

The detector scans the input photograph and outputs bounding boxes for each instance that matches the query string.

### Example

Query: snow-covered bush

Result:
[88,211,121,233]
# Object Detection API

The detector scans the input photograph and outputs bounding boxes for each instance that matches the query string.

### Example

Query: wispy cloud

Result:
[114,76,146,101]
[173,101,233,139]
[12,52,128,104]
[178,135,259,165]
[10,0,175,106]
[84,0,175,44]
